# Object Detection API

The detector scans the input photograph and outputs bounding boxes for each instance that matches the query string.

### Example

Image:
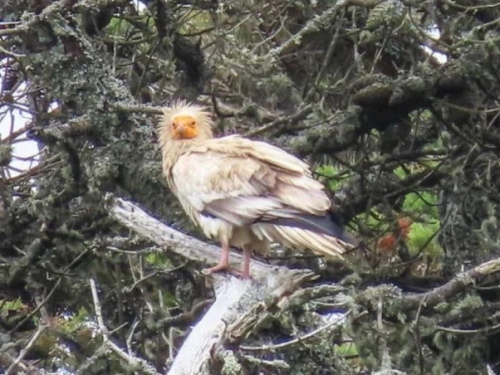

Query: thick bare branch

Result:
[106,195,317,374]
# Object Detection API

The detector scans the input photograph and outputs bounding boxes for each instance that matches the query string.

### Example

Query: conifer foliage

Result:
[1,0,500,373]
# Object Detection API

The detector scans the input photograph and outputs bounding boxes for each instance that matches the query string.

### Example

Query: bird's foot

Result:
[202,263,251,279]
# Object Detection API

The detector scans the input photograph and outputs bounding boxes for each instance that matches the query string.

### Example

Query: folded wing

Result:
[171,136,352,257]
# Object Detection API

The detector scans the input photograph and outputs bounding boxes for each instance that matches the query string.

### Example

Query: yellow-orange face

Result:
[171,115,199,139]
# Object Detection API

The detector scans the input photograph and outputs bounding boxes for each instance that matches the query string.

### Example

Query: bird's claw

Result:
[202,264,251,279]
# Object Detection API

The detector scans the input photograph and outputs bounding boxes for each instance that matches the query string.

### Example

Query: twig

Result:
[6,323,47,375]
[0,45,25,58]
[9,278,61,334]
[305,23,342,102]
[209,96,279,122]
[436,322,500,335]
[90,279,108,334]
[211,96,245,118]
[126,319,140,355]
[76,347,108,374]
[401,257,500,311]
[244,105,313,137]
[239,309,351,351]
[240,353,290,370]
[266,6,340,59]
[0,122,35,143]
[412,296,426,375]
[157,298,214,328]
[263,0,382,61]
[226,272,326,344]
[123,260,188,293]
[441,0,500,11]
[376,298,394,372]
[0,21,20,26]
[89,278,161,375]
[111,102,163,115]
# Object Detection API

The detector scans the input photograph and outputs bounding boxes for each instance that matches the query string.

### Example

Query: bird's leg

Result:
[205,242,230,274]
[241,246,253,279]
[204,244,253,279]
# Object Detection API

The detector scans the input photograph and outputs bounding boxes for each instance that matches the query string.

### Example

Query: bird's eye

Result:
[172,122,177,129]
[190,121,196,126]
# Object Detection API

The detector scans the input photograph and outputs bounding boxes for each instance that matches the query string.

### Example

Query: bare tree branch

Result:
[89,278,161,375]
[6,323,47,375]
[106,195,317,374]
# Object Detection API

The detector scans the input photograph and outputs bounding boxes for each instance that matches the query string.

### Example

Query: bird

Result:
[157,100,354,278]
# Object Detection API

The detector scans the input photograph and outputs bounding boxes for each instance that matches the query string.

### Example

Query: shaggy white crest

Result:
[160,100,213,131]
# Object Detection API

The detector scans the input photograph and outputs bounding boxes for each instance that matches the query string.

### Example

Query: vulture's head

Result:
[159,100,214,141]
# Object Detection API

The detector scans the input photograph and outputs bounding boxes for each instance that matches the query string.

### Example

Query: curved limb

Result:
[241,245,253,279]
[202,243,253,279]
[204,242,230,274]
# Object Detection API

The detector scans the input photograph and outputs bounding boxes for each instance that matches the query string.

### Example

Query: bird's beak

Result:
[175,124,186,137]
[173,115,198,139]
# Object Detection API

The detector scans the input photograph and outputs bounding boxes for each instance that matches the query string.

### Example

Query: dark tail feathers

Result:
[260,210,352,244]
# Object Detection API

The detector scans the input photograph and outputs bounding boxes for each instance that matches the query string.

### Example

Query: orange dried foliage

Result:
[377,218,412,254]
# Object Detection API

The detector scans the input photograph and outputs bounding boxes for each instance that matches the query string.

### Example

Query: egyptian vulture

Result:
[158,100,353,278]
